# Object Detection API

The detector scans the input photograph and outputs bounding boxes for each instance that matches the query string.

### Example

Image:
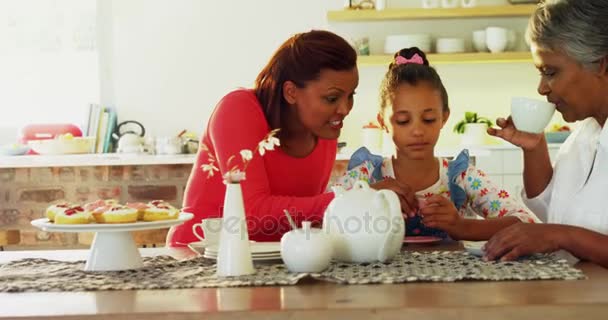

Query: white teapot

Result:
[323,181,405,263]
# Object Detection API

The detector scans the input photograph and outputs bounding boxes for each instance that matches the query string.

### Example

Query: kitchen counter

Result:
[0,144,564,168]
[1,244,607,320]
[0,153,196,168]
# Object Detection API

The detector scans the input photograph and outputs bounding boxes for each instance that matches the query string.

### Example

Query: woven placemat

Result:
[0,251,585,292]
[311,251,586,284]
[0,256,305,293]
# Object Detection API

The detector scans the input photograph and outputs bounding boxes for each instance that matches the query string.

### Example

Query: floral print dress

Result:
[334,148,540,237]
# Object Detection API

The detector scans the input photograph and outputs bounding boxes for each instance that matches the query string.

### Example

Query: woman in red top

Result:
[167,30,359,245]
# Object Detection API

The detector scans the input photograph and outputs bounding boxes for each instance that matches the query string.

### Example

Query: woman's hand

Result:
[483,223,562,261]
[419,195,464,237]
[487,116,545,151]
[371,178,418,217]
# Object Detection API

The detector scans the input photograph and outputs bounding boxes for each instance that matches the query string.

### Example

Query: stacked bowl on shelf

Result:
[384,34,432,54]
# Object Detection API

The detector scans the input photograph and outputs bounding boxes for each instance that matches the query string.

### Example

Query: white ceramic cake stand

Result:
[31,212,193,271]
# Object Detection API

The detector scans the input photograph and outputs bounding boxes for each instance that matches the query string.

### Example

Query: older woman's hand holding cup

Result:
[487,97,556,151]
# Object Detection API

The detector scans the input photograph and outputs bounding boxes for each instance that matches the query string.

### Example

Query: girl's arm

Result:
[457,166,541,240]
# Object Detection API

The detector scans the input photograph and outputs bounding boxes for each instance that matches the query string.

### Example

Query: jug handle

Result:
[376,189,404,262]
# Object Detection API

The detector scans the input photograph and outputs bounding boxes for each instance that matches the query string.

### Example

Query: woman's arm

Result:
[484,223,608,268]
[522,135,554,198]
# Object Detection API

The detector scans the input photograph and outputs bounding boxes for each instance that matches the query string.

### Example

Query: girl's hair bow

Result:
[395,53,424,65]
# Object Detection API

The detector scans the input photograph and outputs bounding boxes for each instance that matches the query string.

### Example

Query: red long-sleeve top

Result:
[167,89,336,246]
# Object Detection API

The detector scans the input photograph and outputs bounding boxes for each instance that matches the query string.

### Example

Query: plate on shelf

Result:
[462,240,487,257]
[31,212,193,233]
[403,236,443,244]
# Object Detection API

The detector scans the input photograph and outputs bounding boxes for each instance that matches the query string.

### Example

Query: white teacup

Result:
[441,0,459,8]
[422,0,440,8]
[486,27,508,53]
[192,218,222,244]
[511,97,556,133]
[461,0,476,8]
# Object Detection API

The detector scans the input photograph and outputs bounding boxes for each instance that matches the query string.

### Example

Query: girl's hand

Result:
[487,116,545,152]
[371,178,418,217]
[419,195,463,237]
[483,223,562,262]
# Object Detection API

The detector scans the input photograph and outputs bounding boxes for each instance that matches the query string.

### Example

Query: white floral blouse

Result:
[334,152,540,234]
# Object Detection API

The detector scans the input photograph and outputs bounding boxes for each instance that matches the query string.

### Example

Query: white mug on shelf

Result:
[472,29,488,52]
[376,0,387,10]
[441,0,459,8]
[461,0,476,8]
[422,0,440,8]
[486,27,508,53]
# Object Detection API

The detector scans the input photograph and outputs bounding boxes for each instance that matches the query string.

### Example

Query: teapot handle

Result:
[376,189,405,262]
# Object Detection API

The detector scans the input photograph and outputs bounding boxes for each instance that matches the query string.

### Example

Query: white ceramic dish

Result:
[189,241,282,261]
[28,136,96,155]
[384,34,432,54]
[206,241,280,255]
[436,38,465,53]
[31,212,193,271]
[0,144,30,156]
[462,240,487,257]
[203,252,281,261]
[31,213,192,232]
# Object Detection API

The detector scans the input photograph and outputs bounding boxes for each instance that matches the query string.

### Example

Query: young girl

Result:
[336,47,539,241]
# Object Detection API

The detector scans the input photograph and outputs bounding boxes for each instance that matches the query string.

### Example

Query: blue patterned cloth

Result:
[347,147,384,183]
[407,149,469,238]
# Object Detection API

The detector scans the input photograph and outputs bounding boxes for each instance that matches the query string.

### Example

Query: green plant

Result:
[453,112,493,134]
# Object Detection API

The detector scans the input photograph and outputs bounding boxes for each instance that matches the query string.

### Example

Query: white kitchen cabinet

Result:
[473,144,561,197]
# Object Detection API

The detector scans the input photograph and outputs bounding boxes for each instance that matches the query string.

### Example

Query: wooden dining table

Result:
[1,243,607,320]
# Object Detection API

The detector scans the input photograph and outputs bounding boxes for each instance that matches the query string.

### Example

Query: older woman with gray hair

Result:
[484,0,608,266]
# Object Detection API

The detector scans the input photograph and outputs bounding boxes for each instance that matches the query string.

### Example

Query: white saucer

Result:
[462,240,487,257]
[205,242,281,255]
[188,241,282,261]
[203,254,281,261]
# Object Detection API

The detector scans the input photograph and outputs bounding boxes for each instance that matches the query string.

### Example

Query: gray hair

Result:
[526,0,608,69]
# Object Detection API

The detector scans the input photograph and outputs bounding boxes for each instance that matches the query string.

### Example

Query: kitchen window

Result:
[0,0,98,143]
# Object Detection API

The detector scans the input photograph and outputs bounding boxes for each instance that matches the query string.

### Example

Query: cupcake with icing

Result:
[142,200,180,221]
[45,202,72,222]
[93,204,138,224]
[126,202,150,220]
[84,199,119,213]
[54,205,92,224]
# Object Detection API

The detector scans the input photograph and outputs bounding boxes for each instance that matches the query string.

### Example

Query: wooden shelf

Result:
[327,5,537,21]
[357,52,532,66]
